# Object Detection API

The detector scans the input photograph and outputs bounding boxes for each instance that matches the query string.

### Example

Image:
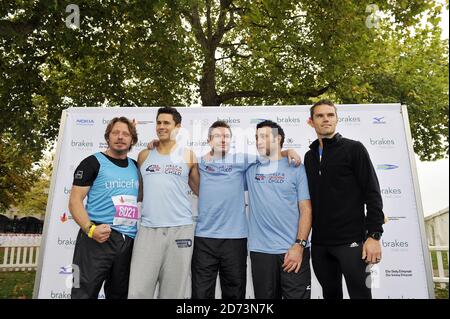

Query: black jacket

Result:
[304,133,384,246]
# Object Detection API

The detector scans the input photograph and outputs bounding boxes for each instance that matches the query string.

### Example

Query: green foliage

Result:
[0,0,448,210]
[15,157,52,217]
[0,137,39,211]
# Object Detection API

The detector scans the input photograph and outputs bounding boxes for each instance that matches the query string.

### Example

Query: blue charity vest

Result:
[85,152,139,238]
[140,147,193,227]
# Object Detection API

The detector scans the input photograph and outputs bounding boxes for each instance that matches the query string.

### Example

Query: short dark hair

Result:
[156,107,182,125]
[310,99,337,118]
[208,121,232,140]
[256,120,285,148]
[104,117,138,151]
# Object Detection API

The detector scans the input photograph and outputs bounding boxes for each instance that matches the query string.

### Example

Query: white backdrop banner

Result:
[34,104,433,299]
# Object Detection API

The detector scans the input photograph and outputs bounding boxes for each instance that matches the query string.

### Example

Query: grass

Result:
[0,271,35,299]
[434,286,449,299]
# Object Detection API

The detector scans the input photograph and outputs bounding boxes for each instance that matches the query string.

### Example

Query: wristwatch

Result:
[368,232,382,241]
[294,239,308,248]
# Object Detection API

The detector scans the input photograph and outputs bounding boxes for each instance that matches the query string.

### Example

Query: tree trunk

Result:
[200,52,220,106]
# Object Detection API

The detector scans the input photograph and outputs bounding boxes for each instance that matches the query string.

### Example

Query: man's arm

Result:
[352,142,384,233]
[353,142,384,264]
[281,149,302,166]
[136,149,149,203]
[69,186,112,243]
[282,199,312,273]
[186,150,200,196]
[69,185,91,234]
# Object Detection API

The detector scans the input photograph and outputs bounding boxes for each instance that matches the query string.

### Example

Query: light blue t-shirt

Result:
[196,152,256,238]
[246,158,310,254]
[86,153,139,238]
[140,147,193,227]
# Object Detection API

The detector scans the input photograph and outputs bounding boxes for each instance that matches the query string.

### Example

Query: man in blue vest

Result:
[69,116,140,299]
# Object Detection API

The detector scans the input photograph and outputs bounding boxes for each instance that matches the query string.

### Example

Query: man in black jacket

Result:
[304,99,385,299]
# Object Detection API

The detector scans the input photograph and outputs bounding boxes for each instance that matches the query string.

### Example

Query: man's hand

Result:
[362,238,382,264]
[146,139,160,150]
[92,224,112,243]
[282,244,303,273]
[286,149,302,167]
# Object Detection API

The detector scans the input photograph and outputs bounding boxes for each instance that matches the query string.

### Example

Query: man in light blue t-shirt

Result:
[246,120,312,299]
[192,121,302,299]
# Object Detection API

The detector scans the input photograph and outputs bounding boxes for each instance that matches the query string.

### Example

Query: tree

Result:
[0,1,448,209]
[0,138,38,211]
[15,157,52,218]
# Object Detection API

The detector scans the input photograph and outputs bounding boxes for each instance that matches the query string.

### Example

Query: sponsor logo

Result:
[71,140,93,149]
[387,215,407,222]
[250,118,267,124]
[132,118,153,125]
[217,117,240,124]
[58,265,73,275]
[338,115,361,124]
[74,171,83,179]
[57,236,76,248]
[50,290,71,299]
[186,140,209,147]
[102,118,112,125]
[370,137,395,147]
[146,165,161,173]
[175,239,193,248]
[377,164,399,170]
[134,141,150,148]
[255,173,285,184]
[381,187,402,197]
[98,142,108,149]
[204,165,232,173]
[104,178,139,190]
[50,290,104,299]
[284,137,302,148]
[60,212,73,223]
[373,116,387,124]
[385,269,413,278]
[165,165,183,176]
[75,119,94,126]
[276,116,302,125]
[255,174,266,181]
[382,239,409,249]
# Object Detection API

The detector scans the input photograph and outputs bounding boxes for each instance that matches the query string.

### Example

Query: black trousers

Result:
[250,248,311,299]
[71,228,134,299]
[311,243,372,299]
[191,237,247,299]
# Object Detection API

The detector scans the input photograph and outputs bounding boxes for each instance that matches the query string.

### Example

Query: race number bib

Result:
[111,195,139,227]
